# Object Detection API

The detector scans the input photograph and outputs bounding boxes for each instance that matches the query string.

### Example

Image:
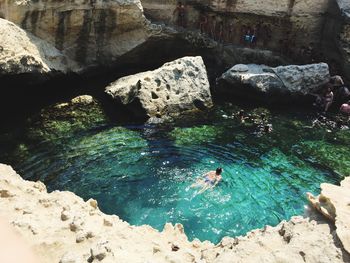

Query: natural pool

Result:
[1,105,349,243]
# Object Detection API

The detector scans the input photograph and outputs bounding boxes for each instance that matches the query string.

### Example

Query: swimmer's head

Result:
[216,167,222,175]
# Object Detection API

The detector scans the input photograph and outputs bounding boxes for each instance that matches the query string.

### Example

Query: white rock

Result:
[105,56,213,118]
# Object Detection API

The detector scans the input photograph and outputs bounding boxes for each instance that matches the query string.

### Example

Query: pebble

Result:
[76,231,86,243]
[61,210,70,221]
[0,189,14,198]
[103,218,113,227]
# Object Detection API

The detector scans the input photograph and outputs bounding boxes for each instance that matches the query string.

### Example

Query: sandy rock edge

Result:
[0,163,349,263]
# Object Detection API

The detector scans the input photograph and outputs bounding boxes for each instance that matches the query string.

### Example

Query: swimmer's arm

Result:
[212,176,222,187]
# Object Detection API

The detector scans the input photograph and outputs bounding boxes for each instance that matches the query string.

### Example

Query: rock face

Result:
[307,177,350,254]
[141,0,332,51]
[0,0,150,68]
[105,56,213,118]
[0,18,73,75]
[0,163,349,262]
[216,63,330,102]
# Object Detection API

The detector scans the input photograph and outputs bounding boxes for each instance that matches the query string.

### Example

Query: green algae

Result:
[296,140,350,176]
[169,125,228,145]
[26,97,108,142]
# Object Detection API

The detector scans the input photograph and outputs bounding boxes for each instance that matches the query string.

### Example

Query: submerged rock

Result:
[216,63,330,103]
[26,95,108,141]
[105,56,213,118]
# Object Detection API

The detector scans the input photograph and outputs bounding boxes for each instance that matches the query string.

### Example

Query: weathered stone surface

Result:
[105,56,213,118]
[26,95,108,141]
[0,18,72,75]
[0,0,150,68]
[217,63,330,101]
[0,163,349,262]
[308,177,350,254]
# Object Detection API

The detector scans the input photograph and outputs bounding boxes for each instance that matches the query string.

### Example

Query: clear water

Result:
[2,106,347,243]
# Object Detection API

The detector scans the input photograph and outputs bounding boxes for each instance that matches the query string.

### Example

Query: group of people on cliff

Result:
[311,75,350,118]
[173,2,272,47]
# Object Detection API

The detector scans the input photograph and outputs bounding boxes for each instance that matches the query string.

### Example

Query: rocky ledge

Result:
[0,163,350,262]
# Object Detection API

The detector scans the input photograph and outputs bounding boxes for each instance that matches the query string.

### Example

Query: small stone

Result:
[103,218,113,227]
[33,181,46,192]
[59,252,78,263]
[87,199,98,209]
[61,210,70,221]
[153,246,161,254]
[38,198,51,208]
[71,95,94,105]
[0,189,14,197]
[69,217,84,232]
[90,241,110,261]
[86,231,95,239]
[171,243,180,252]
[76,231,86,243]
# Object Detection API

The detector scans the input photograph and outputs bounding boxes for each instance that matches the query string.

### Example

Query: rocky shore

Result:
[0,163,349,263]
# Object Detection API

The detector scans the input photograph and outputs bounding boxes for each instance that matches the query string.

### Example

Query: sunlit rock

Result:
[217,63,330,103]
[105,56,213,118]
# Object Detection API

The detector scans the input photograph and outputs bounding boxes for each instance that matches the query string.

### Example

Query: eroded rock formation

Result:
[0,0,151,68]
[105,56,213,118]
[0,18,74,75]
[216,63,330,103]
[0,163,349,262]
[307,177,350,254]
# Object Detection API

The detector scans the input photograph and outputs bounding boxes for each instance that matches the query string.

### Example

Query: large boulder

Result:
[105,56,213,118]
[0,18,74,75]
[216,63,330,103]
[0,0,150,68]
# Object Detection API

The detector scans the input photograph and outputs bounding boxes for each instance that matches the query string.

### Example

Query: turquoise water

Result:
[2,106,347,243]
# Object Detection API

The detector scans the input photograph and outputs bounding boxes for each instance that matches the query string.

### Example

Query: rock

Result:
[69,216,84,232]
[103,218,113,227]
[0,0,150,68]
[306,192,336,222]
[70,95,94,106]
[61,210,70,221]
[217,63,330,103]
[88,199,98,209]
[0,18,71,75]
[86,231,95,239]
[90,241,111,261]
[32,181,47,192]
[1,163,350,263]
[26,95,108,142]
[320,178,350,254]
[0,189,14,197]
[76,231,86,243]
[59,252,79,263]
[105,56,213,118]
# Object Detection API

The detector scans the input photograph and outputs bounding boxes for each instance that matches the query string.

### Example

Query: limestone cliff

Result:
[0,0,151,68]
[0,18,74,75]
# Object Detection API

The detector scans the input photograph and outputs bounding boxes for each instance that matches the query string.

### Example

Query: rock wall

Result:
[1,163,350,262]
[0,0,150,68]
[141,0,332,52]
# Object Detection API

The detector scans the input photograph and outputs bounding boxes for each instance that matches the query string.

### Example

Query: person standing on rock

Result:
[173,2,186,28]
[199,11,208,34]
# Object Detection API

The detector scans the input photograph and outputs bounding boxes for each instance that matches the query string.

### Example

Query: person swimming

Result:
[191,167,223,194]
